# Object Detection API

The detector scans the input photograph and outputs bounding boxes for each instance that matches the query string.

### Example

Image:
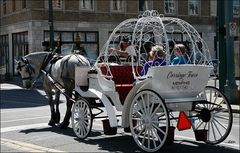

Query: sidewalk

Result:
[1,76,239,114]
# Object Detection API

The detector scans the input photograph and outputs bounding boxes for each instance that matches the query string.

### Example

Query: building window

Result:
[80,0,94,10]
[12,0,16,12]
[233,0,240,16]
[188,0,200,15]
[3,0,7,14]
[0,35,9,74]
[22,0,26,9]
[111,0,124,12]
[12,32,28,75]
[139,0,153,12]
[164,0,176,15]
[43,31,99,61]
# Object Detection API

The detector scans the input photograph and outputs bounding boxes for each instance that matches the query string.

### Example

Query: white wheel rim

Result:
[72,99,92,139]
[129,90,169,152]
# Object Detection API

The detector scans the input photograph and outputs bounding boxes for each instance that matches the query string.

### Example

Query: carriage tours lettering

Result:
[167,71,198,90]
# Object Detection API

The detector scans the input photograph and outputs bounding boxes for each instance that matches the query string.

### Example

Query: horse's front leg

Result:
[59,89,73,129]
[44,80,57,126]
[54,90,61,124]
[47,92,56,126]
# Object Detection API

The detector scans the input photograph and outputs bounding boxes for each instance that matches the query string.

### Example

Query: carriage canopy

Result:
[95,10,213,79]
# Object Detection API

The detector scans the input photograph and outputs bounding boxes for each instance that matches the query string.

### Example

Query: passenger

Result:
[141,45,166,76]
[171,44,191,65]
[108,36,130,58]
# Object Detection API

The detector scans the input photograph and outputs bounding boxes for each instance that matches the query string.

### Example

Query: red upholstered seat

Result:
[100,65,142,104]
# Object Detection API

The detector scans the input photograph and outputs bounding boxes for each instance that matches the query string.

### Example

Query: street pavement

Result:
[1,76,239,152]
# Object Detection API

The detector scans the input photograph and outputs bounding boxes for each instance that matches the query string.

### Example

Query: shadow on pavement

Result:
[18,124,239,153]
[78,135,239,153]
[19,126,76,137]
[1,89,48,109]
[1,76,48,109]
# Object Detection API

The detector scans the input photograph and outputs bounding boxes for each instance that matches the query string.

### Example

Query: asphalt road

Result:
[1,78,239,152]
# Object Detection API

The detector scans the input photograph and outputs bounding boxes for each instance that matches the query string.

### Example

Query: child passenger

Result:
[141,45,166,76]
[171,44,191,65]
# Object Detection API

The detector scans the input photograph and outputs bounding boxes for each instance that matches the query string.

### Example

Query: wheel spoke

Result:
[195,120,204,130]
[153,127,162,143]
[209,89,213,108]
[147,128,150,149]
[213,115,229,120]
[204,122,208,129]
[214,100,225,110]
[149,100,155,117]
[141,129,147,147]
[210,93,219,110]
[83,105,88,115]
[136,126,146,138]
[212,119,223,138]
[141,95,147,114]
[133,121,144,130]
[134,108,144,119]
[152,124,166,136]
[213,107,228,115]
[78,123,83,136]
[83,122,88,134]
[146,93,150,115]
[213,118,227,130]
[84,120,89,127]
[136,99,146,116]
[150,128,157,148]
[150,103,162,118]
[211,122,217,142]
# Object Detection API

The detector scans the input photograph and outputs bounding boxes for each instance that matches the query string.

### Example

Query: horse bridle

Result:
[17,57,35,80]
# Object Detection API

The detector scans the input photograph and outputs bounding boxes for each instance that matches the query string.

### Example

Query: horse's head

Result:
[16,56,36,88]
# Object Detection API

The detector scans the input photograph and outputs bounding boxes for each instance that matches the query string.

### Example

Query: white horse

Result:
[16,52,90,128]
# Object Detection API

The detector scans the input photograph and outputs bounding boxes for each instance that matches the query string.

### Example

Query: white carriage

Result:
[72,10,232,152]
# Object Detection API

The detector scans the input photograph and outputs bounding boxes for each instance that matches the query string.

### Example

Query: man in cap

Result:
[109,36,130,58]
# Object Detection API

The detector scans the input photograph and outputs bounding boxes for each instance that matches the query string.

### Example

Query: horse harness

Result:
[17,52,62,82]
[18,53,85,84]
[18,53,85,102]
[17,57,35,80]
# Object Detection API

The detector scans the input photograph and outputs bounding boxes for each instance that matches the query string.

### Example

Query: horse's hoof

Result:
[48,120,56,126]
[59,122,69,129]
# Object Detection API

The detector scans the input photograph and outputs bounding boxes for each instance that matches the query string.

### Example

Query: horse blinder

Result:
[17,57,35,80]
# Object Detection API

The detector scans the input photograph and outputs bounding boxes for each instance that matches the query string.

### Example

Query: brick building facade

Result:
[0,0,239,77]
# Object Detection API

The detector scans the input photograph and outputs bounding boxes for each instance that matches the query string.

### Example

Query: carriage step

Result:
[194,130,208,141]
[102,119,117,135]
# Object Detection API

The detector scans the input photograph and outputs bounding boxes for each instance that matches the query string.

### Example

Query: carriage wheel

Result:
[129,89,169,152]
[193,86,233,144]
[71,98,93,139]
